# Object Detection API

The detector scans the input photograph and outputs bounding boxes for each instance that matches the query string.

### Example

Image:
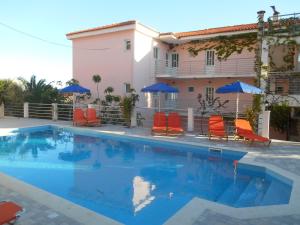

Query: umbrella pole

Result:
[236,92,239,120]
[73,93,76,110]
[158,92,161,112]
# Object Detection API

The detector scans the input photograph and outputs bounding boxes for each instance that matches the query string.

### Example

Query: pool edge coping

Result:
[0,172,123,225]
[1,123,300,225]
[165,157,300,224]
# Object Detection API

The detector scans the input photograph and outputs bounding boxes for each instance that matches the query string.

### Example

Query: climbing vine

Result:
[266,37,299,72]
[267,16,300,36]
[181,33,257,61]
[183,18,299,136]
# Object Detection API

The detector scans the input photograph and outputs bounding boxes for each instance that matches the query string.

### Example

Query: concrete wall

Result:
[269,45,299,71]
[132,29,169,106]
[72,30,134,100]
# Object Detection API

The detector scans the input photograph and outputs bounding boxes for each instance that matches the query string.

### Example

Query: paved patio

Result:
[0,184,82,225]
[0,117,300,225]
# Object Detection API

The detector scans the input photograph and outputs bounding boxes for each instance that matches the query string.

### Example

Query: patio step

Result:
[197,178,233,202]
[260,181,292,206]
[216,179,250,205]
[234,178,270,207]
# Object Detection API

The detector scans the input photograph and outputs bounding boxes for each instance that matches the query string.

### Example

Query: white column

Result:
[258,113,263,135]
[261,110,270,138]
[52,103,58,121]
[236,92,239,120]
[260,39,269,93]
[24,102,29,118]
[131,107,137,127]
[260,39,269,118]
[187,108,194,132]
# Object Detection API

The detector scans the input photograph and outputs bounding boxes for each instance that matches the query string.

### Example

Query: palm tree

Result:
[104,86,114,95]
[92,74,101,103]
[18,75,64,103]
[66,78,79,86]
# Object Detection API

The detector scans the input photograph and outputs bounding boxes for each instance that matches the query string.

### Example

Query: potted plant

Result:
[121,89,139,127]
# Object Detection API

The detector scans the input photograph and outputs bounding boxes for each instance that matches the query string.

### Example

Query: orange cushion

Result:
[0,202,22,224]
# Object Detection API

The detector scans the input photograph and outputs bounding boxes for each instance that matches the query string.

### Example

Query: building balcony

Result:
[155,57,256,79]
[267,71,300,95]
[267,13,300,35]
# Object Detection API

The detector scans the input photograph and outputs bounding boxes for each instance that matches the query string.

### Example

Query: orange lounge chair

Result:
[86,108,101,126]
[235,119,271,145]
[0,201,24,225]
[152,112,167,135]
[167,112,184,135]
[208,115,228,140]
[73,108,87,126]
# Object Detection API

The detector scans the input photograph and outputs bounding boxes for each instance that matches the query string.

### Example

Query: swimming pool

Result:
[0,126,292,225]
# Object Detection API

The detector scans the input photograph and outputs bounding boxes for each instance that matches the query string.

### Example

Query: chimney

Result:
[270,6,280,22]
[257,10,266,35]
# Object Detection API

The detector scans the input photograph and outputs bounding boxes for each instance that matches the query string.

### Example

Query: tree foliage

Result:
[66,78,79,86]
[92,74,101,102]
[121,89,139,127]
[269,103,291,133]
[0,79,24,104]
[18,75,64,103]
[245,95,262,130]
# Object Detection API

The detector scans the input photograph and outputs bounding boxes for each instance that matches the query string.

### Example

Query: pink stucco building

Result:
[66,18,300,116]
[66,21,260,114]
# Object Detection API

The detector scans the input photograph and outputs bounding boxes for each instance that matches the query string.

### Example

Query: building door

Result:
[205,50,215,75]
[171,53,179,76]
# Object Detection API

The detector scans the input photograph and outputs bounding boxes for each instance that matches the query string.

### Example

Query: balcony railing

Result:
[155,57,255,78]
[267,13,300,35]
[267,71,300,95]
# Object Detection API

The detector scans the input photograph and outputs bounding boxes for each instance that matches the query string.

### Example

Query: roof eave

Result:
[178,29,258,41]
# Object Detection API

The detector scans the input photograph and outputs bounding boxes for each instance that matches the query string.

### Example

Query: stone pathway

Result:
[0,184,83,225]
[193,209,300,225]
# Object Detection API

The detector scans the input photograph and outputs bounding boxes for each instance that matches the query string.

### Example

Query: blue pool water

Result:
[0,126,292,225]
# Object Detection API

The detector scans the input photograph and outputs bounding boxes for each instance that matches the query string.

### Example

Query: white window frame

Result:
[153,47,159,59]
[206,50,215,66]
[165,53,169,67]
[171,53,179,68]
[275,86,284,94]
[124,83,131,93]
[124,40,131,51]
[188,87,194,92]
[205,87,214,104]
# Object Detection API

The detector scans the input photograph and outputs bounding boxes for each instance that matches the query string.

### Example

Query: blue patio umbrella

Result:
[59,84,90,94]
[141,83,179,111]
[216,81,262,119]
[60,84,90,108]
[141,83,179,93]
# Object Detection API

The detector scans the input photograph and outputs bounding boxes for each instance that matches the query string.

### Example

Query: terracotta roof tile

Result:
[174,23,257,38]
[66,20,137,36]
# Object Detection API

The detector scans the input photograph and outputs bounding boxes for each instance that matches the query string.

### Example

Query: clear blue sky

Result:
[0,0,298,84]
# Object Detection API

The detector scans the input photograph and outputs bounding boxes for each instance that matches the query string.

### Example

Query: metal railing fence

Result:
[4,103,23,117]
[155,57,255,77]
[3,101,262,135]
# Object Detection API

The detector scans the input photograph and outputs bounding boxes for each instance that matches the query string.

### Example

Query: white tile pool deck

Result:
[1,117,300,225]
